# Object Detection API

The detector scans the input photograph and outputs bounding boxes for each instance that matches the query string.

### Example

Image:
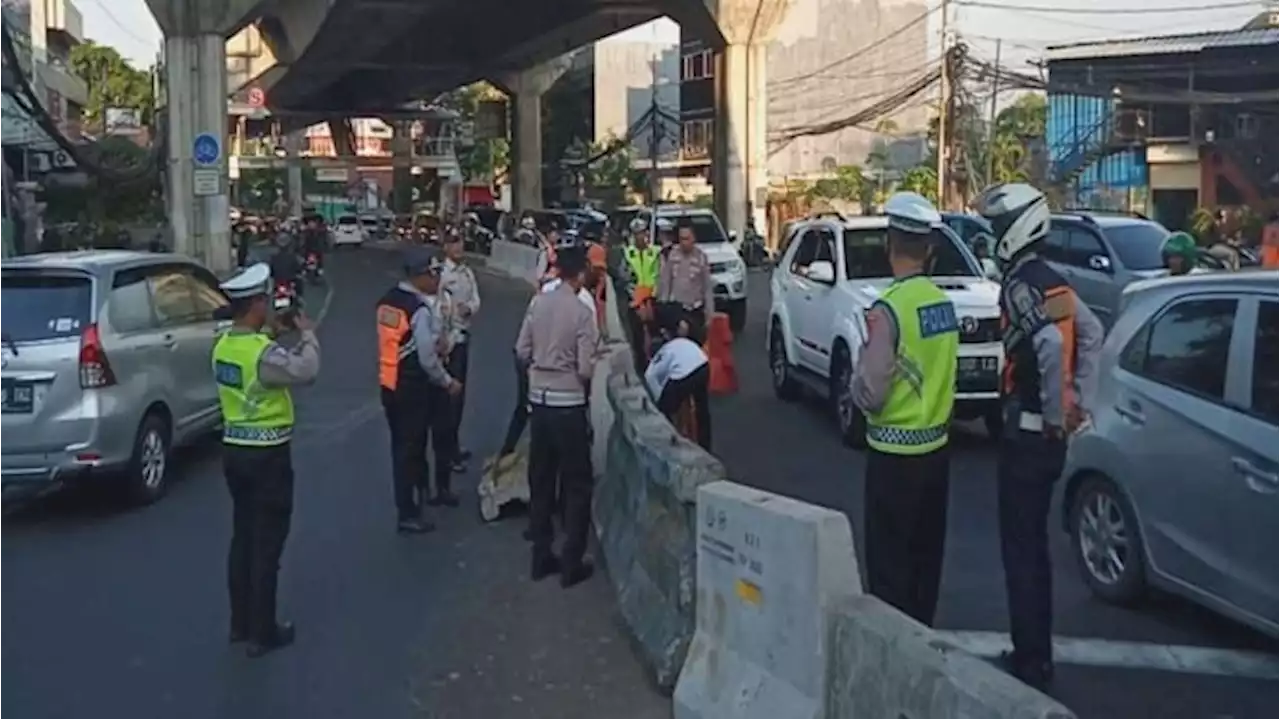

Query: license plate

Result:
[958,356,998,375]
[2,382,35,414]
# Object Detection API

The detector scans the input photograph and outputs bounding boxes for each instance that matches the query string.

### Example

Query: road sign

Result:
[248,87,265,108]
[193,133,221,166]
[193,168,220,196]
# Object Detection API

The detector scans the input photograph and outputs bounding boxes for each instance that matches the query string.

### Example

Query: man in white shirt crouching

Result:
[644,304,712,450]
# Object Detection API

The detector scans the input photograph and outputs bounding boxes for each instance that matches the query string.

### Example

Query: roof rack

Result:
[807,210,849,222]
[1059,208,1150,223]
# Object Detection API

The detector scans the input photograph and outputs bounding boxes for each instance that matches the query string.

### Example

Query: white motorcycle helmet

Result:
[883,191,942,236]
[629,217,648,234]
[970,183,1051,264]
[520,216,536,231]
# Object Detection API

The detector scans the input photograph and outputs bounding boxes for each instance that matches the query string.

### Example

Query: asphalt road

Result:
[714,270,1277,718]
[2,247,667,719]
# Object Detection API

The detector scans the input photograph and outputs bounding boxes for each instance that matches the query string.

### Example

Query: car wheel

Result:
[831,346,867,449]
[769,320,800,402]
[983,409,1004,441]
[124,413,171,505]
[1069,474,1146,605]
[727,300,747,335]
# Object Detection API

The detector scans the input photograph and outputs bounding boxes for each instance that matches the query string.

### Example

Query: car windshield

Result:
[662,213,728,243]
[1104,222,1168,271]
[842,227,980,279]
[1,272,92,342]
[337,216,358,226]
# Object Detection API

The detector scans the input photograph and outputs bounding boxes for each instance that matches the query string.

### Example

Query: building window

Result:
[682,119,713,160]
[681,49,713,81]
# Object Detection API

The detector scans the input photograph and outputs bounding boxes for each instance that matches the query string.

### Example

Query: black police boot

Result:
[246,622,296,659]
[397,518,436,534]
[428,490,460,508]
[996,650,1054,692]
[531,553,561,581]
[456,448,473,462]
[560,560,595,589]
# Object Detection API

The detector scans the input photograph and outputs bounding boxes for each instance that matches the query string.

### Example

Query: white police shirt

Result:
[539,278,597,325]
[644,337,708,397]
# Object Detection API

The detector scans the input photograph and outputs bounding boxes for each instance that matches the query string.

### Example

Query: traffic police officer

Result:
[515,247,599,588]
[441,232,481,471]
[624,217,661,367]
[972,183,1104,690]
[377,249,464,528]
[214,262,321,658]
[850,192,957,628]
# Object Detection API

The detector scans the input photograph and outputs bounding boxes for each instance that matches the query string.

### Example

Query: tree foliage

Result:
[897,166,938,205]
[808,165,865,201]
[438,82,510,182]
[69,41,154,133]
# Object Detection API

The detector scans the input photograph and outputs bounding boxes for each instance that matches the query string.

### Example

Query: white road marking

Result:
[314,278,336,326]
[936,630,1278,680]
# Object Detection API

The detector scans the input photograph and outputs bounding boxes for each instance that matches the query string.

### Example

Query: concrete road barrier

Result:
[487,239,541,285]
[591,335,727,691]
[673,481,1076,719]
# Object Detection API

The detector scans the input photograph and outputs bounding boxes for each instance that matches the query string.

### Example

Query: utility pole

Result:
[935,0,952,209]
[986,38,1002,188]
[647,53,660,206]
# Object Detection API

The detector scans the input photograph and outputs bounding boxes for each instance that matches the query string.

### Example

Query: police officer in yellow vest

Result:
[850,192,958,628]
[213,262,321,658]
[624,217,661,367]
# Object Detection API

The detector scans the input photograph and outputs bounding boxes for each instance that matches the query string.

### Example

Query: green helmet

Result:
[1162,231,1198,264]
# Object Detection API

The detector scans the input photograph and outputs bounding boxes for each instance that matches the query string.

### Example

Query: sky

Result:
[85,0,1269,72]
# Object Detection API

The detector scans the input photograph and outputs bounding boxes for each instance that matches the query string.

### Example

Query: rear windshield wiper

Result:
[2,332,18,356]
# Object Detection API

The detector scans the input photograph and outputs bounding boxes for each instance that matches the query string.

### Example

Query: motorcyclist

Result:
[1161,231,1199,276]
[300,213,327,273]
[269,229,303,300]
[515,215,541,247]
[972,182,1105,691]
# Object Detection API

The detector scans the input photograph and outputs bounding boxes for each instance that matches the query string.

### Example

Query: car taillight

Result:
[79,324,116,388]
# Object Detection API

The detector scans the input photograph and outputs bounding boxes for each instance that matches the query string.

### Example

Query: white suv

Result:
[767,214,1004,446]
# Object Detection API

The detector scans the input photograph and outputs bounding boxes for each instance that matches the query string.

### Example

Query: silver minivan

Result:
[2,251,229,504]
[1058,270,1277,636]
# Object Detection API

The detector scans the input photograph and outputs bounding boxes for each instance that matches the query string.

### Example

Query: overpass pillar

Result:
[708,0,793,238]
[285,131,304,217]
[495,56,571,218]
[147,0,260,273]
[392,121,413,213]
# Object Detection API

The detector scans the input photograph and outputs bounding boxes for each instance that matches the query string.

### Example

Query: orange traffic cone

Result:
[705,312,739,396]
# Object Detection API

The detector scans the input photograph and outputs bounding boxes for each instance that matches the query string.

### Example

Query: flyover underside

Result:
[268,0,668,112]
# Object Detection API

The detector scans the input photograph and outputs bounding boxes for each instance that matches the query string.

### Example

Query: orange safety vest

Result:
[376,287,426,393]
[1262,223,1279,269]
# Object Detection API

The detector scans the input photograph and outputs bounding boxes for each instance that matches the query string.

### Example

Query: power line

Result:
[768,4,940,88]
[84,0,152,47]
[957,0,1260,14]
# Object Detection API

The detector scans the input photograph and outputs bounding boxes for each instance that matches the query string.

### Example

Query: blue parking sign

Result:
[193,133,221,166]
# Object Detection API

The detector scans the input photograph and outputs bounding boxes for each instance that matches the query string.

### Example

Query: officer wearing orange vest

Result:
[377,248,463,534]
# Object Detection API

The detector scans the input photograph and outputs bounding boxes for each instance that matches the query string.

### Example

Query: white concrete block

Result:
[674,481,860,719]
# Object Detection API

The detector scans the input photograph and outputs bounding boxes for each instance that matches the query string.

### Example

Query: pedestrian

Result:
[441,232,481,471]
[850,192,958,629]
[644,303,711,450]
[377,248,464,528]
[657,220,714,342]
[214,262,321,658]
[972,183,1104,690]
[515,247,599,588]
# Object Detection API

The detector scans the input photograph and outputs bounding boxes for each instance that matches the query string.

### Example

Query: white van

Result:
[333,214,365,248]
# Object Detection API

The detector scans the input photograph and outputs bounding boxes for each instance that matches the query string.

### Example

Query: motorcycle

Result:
[303,251,324,284]
[272,280,301,322]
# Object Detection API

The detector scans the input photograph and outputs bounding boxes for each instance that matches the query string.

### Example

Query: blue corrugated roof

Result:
[1047,27,1278,62]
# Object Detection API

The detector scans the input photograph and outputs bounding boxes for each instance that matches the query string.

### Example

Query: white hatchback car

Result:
[767,214,1004,446]
[332,213,365,248]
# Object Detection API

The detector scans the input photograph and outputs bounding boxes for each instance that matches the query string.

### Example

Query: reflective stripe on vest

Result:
[865,276,959,455]
[213,332,295,447]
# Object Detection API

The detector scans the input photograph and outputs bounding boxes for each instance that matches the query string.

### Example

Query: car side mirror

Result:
[806,260,836,284]
[1087,254,1112,272]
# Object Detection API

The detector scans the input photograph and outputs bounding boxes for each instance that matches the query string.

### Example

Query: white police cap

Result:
[884,191,942,235]
[219,262,272,299]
